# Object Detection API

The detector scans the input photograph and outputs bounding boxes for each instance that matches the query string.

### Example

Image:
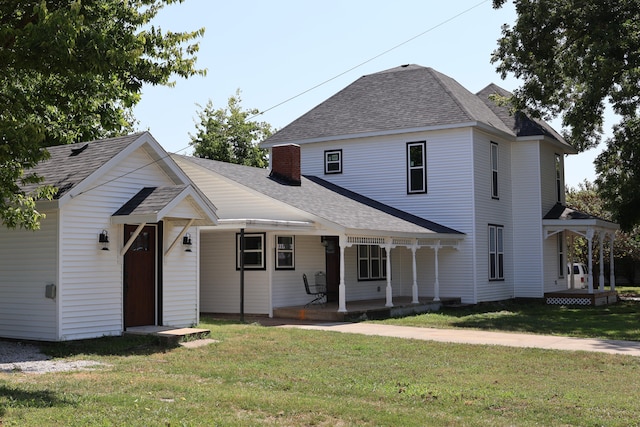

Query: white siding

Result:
[162,223,199,327]
[58,147,178,340]
[473,131,515,302]
[0,210,59,341]
[300,129,477,302]
[511,141,544,297]
[176,159,310,221]
[200,230,270,314]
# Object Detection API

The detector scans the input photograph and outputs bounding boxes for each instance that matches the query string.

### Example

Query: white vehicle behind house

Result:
[567,263,589,289]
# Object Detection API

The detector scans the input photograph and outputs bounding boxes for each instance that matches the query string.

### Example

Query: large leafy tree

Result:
[492,0,640,230]
[0,0,204,229]
[190,90,272,168]
[566,181,640,283]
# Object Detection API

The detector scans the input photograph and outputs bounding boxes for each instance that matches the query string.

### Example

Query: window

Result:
[407,141,426,193]
[358,245,387,280]
[489,225,504,280]
[555,154,562,203]
[491,142,499,199]
[324,149,342,174]
[236,233,265,270]
[275,236,295,270]
[557,232,565,278]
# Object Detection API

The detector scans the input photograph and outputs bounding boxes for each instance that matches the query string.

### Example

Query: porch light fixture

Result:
[183,233,193,252]
[98,230,110,251]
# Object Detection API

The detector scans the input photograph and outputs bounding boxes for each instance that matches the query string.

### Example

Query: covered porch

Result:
[543,203,620,303]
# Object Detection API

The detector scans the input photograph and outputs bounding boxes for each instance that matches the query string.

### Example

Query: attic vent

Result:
[70,144,89,156]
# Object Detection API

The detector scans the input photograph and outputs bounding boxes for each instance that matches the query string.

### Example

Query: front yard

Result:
[2,305,640,426]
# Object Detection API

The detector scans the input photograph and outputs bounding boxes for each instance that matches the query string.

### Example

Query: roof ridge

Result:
[426,68,476,122]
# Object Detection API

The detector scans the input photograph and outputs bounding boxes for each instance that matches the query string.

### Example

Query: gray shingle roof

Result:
[113,185,188,217]
[177,155,463,236]
[263,64,514,145]
[22,133,146,198]
[476,84,569,146]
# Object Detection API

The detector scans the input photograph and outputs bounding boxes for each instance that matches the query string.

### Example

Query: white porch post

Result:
[569,234,575,289]
[383,238,394,308]
[433,240,441,302]
[599,231,605,291]
[411,241,419,304]
[609,232,616,291]
[338,236,347,313]
[587,229,594,293]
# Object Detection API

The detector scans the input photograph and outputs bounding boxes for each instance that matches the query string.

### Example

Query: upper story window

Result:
[491,142,499,199]
[236,232,265,270]
[407,141,426,194]
[324,149,342,174]
[555,154,562,203]
[489,224,504,281]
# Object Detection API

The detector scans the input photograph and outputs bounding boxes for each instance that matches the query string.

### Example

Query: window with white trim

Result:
[275,235,295,270]
[491,142,499,199]
[358,245,387,280]
[236,233,265,270]
[407,141,426,193]
[555,153,562,203]
[489,225,504,280]
[324,149,342,174]
[557,232,565,278]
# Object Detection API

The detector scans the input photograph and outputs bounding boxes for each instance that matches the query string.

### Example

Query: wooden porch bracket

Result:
[120,223,147,257]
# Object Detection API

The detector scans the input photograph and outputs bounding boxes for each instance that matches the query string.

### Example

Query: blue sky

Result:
[133,0,605,188]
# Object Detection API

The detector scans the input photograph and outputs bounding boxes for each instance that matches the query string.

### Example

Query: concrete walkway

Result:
[279,323,640,356]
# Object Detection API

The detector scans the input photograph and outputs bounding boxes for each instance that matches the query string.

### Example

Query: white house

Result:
[0,132,217,341]
[255,64,619,307]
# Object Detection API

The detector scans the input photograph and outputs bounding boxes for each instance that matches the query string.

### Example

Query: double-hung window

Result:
[236,233,265,270]
[555,154,562,203]
[489,225,504,280]
[491,142,499,199]
[324,149,342,174]
[557,232,565,278]
[358,245,387,280]
[407,141,426,193]
[275,236,295,270]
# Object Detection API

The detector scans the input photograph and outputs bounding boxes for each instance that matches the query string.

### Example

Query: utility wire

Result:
[73,0,490,198]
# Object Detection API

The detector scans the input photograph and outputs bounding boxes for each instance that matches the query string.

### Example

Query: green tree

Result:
[566,180,640,283]
[190,90,272,168]
[0,0,205,229]
[492,0,640,230]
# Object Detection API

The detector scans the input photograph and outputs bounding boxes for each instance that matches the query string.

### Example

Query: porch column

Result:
[338,236,347,313]
[599,231,605,291]
[587,229,594,293]
[569,234,575,289]
[411,241,419,304]
[609,232,616,291]
[433,240,441,302]
[382,238,394,308]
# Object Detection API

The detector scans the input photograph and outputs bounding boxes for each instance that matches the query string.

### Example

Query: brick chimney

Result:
[269,144,301,186]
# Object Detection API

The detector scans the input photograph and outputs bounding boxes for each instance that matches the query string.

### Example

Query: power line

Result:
[73,1,490,198]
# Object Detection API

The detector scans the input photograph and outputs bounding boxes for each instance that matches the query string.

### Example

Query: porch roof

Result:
[542,203,619,237]
[175,155,464,240]
[111,185,218,226]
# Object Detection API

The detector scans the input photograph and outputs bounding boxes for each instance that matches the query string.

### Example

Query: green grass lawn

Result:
[2,313,640,426]
[377,292,640,342]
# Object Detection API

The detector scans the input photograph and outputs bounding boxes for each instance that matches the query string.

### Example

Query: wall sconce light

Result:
[98,230,110,251]
[182,233,193,252]
[320,236,328,247]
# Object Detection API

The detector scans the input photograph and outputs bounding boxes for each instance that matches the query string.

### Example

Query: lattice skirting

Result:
[546,296,592,305]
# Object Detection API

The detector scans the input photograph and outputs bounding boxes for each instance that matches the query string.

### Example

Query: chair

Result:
[303,273,327,307]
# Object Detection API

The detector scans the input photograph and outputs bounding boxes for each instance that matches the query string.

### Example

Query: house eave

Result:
[517,134,577,154]
[261,122,496,147]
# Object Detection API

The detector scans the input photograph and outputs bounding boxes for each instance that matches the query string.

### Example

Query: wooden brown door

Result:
[124,225,156,327]
[324,236,340,302]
